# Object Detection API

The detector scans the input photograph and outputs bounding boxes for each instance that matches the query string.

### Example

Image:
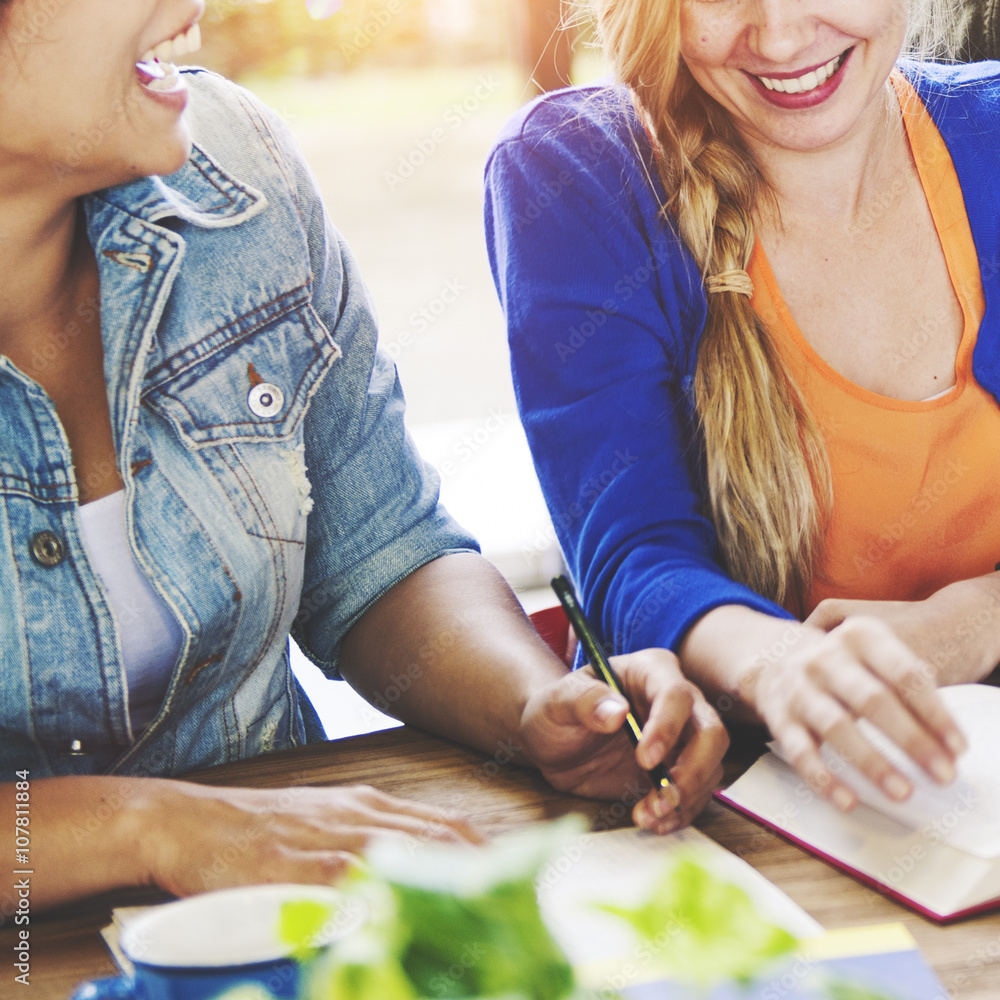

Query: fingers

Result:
[633,697,728,834]
[761,617,966,811]
[194,845,360,894]
[630,660,696,770]
[815,642,956,792]
[774,719,859,812]
[550,649,726,825]
[595,648,696,765]
[524,648,725,825]
[836,618,966,758]
[346,785,485,845]
[151,782,483,897]
[805,598,851,631]
[540,666,631,733]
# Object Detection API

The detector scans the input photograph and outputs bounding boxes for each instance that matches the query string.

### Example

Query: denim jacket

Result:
[1,69,476,779]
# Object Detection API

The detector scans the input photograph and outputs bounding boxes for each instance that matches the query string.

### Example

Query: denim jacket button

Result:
[30,530,65,568]
[248,382,284,418]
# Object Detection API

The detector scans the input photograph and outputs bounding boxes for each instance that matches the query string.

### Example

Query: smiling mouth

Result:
[755,49,851,96]
[136,22,202,92]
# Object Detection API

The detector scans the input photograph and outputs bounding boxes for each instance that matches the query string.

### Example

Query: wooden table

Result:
[7,725,1000,999]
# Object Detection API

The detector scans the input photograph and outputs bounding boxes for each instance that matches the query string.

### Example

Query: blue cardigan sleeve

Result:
[485,89,792,654]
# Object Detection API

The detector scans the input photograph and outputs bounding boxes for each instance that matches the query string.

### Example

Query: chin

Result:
[120,114,194,179]
[124,139,192,183]
[159,139,194,178]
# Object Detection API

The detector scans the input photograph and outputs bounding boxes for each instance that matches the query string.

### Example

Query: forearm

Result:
[338,552,568,762]
[914,574,1000,684]
[679,605,812,724]
[0,776,164,913]
[807,573,1000,687]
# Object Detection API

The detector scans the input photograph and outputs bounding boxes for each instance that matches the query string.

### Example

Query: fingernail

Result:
[831,787,855,812]
[883,773,911,801]
[945,731,967,756]
[594,698,624,725]
[930,756,955,784]
[634,801,654,830]
[638,738,663,769]
[655,816,681,836]
[653,784,680,818]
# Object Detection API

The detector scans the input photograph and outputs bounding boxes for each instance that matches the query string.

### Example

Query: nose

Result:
[747,0,818,66]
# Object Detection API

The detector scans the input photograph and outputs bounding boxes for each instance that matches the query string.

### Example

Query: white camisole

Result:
[77,491,183,732]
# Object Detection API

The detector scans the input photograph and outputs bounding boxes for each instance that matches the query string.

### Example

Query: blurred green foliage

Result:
[201,0,429,78]
[200,0,510,79]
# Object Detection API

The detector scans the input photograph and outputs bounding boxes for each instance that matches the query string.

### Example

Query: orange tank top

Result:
[748,73,1000,615]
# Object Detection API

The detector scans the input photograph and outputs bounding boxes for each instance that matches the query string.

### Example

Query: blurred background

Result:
[194,0,607,734]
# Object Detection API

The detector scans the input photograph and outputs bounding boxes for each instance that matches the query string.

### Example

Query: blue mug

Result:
[71,884,365,1000]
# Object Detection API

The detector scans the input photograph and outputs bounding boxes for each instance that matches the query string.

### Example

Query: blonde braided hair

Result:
[586,0,830,607]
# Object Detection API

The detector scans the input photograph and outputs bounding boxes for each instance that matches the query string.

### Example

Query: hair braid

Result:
[585,0,831,607]
[672,85,830,607]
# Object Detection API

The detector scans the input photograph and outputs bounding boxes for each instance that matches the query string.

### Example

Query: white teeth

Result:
[140,22,202,67]
[758,53,843,96]
[146,65,181,91]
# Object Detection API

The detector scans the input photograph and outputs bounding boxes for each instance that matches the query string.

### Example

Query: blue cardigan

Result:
[485,61,1000,655]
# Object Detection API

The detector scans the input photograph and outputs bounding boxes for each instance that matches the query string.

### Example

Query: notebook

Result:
[718,683,1000,922]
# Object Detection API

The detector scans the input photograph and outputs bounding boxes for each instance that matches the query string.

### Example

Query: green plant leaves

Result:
[596,854,799,989]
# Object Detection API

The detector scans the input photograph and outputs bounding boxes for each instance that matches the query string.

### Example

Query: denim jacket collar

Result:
[92,143,268,229]
[81,144,270,464]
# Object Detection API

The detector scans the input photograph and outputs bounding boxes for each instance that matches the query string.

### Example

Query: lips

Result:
[756,51,848,95]
[746,47,854,110]
[134,19,202,100]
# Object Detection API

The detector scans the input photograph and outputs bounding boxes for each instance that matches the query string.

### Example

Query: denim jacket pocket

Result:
[142,284,341,448]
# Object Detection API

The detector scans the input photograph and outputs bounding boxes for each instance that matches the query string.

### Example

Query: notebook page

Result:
[773,684,1000,859]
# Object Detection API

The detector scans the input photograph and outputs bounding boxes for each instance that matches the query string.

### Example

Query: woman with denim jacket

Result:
[0,0,728,910]
[486,0,995,816]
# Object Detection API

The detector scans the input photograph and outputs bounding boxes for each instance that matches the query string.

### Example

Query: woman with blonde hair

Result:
[486,0,994,819]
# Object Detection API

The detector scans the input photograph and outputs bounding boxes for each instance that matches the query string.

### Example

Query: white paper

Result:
[773,684,1000,859]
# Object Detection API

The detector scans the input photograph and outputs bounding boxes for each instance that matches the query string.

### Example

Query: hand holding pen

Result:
[551,576,683,815]
[522,576,728,832]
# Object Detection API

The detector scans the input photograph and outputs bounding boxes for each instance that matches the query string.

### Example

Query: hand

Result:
[517,648,728,835]
[139,781,483,897]
[745,616,967,811]
[808,577,1000,686]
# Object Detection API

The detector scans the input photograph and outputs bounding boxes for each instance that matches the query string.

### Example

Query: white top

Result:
[77,491,183,732]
